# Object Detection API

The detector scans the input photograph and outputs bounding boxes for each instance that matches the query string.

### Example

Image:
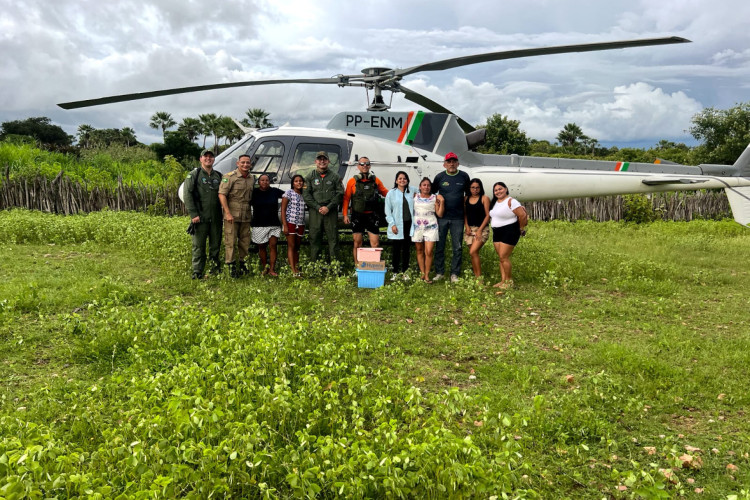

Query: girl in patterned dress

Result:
[412,177,444,283]
[281,174,306,276]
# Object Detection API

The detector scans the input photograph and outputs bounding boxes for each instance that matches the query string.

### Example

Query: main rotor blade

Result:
[399,85,475,133]
[57,77,343,109]
[396,36,691,77]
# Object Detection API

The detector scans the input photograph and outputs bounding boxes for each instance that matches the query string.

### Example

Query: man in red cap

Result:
[432,152,471,282]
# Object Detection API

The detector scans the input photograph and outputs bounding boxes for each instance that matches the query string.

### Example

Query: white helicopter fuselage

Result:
[182,111,750,227]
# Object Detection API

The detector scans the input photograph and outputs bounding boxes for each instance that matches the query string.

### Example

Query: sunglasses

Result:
[316,156,328,160]
[358,162,371,166]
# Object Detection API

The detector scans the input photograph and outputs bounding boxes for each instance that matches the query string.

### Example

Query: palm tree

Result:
[178,117,202,142]
[198,113,219,150]
[242,108,273,129]
[149,111,176,140]
[227,121,244,145]
[217,116,243,146]
[77,124,94,148]
[121,127,137,147]
[556,123,585,149]
[581,136,599,156]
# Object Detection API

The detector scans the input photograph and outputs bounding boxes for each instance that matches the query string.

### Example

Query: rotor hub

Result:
[360,67,393,77]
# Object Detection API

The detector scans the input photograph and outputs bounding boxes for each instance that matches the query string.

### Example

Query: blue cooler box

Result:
[356,269,386,288]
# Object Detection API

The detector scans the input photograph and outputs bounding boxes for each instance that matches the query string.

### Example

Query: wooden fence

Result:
[525,190,730,222]
[0,171,732,222]
[0,172,184,215]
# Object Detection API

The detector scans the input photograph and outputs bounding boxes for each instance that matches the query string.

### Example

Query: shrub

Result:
[622,194,659,223]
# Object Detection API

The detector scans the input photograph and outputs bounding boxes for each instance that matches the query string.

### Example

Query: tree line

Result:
[2,103,749,167]
[0,108,274,167]
[149,108,273,147]
[0,107,272,148]
[475,102,750,166]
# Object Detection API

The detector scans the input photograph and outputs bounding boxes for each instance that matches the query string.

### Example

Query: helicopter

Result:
[58,36,750,227]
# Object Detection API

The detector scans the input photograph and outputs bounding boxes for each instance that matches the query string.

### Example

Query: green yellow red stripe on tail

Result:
[397,111,425,144]
[396,112,414,143]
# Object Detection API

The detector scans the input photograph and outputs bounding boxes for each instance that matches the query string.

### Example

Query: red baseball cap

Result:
[444,152,458,161]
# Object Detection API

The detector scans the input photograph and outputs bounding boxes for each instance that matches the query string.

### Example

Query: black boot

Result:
[208,260,222,276]
[228,263,239,278]
[237,261,248,276]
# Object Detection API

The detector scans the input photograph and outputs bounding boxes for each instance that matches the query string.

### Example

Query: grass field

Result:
[1,209,749,498]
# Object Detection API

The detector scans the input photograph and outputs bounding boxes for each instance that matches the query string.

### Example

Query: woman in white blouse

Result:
[489,182,527,289]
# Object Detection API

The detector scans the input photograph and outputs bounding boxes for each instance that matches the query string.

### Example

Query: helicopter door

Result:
[248,139,289,185]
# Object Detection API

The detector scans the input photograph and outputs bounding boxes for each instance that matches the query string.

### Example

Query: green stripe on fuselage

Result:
[405,111,425,144]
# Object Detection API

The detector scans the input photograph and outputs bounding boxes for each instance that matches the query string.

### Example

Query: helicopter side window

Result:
[250,140,285,176]
[289,144,342,179]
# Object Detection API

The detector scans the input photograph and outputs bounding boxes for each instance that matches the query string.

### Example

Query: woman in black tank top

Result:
[463,179,491,278]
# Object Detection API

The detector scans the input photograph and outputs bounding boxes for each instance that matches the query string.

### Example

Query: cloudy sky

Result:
[2,0,749,147]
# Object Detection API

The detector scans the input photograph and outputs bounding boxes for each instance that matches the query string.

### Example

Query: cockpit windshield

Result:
[213,135,257,174]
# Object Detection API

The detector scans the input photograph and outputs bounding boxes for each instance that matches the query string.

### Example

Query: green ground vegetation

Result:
[1,210,749,498]
[0,143,186,189]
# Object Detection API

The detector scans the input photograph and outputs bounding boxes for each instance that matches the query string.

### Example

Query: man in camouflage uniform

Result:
[185,149,223,279]
[302,151,344,262]
[218,154,255,277]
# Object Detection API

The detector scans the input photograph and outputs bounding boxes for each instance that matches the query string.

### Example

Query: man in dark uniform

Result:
[302,151,344,262]
[218,154,255,277]
[185,149,223,279]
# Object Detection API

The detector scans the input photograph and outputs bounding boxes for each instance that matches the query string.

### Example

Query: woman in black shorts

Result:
[488,182,527,289]
[463,179,491,278]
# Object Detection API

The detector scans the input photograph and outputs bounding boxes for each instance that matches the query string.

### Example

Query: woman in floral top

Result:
[281,174,306,276]
[412,177,444,283]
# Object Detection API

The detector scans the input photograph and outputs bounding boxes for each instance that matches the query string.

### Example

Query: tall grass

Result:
[1,210,749,497]
[0,143,185,189]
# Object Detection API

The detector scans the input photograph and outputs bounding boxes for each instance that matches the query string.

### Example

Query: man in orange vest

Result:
[343,156,388,265]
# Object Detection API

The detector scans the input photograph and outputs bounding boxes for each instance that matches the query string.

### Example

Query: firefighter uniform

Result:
[218,169,255,270]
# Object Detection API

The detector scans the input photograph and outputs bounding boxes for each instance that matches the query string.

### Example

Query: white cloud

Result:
[1,0,749,148]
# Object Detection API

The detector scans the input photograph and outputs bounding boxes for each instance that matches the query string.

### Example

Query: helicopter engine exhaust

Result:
[466,128,487,150]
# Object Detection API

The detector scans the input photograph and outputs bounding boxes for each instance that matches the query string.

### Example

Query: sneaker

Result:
[450,274,460,283]
[390,273,400,281]
[403,274,411,281]
[433,274,445,282]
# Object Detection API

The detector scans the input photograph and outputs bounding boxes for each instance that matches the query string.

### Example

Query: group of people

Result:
[185,149,527,288]
[382,152,527,288]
